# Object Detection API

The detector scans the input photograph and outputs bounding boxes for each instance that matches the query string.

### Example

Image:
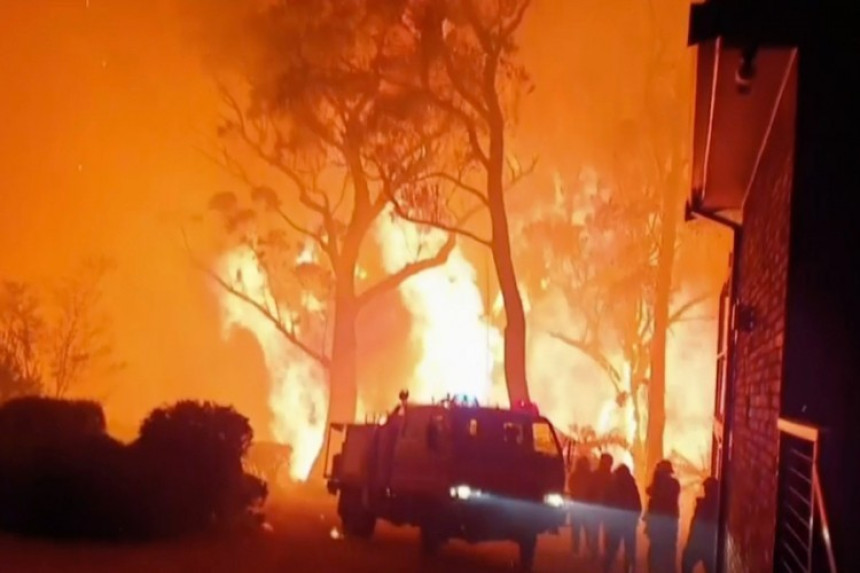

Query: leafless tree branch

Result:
[668,291,717,326]
[440,42,490,119]
[216,87,343,257]
[180,228,331,368]
[388,198,492,247]
[417,170,488,207]
[504,154,538,192]
[356,233,456,309]
[671,314,715,324]
[547,331,622,393]
[461,0,495,55]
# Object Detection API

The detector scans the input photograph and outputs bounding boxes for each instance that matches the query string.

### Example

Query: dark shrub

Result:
[0,433,134,539]
[0,397,114,537]
[133,400,265,536]
[0,398,268,541]
[0,396,106,450]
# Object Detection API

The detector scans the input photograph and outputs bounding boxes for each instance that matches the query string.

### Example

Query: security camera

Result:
[735,46,758,94]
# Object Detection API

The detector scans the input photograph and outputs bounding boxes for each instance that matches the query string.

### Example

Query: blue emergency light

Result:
[454,394,479,407]
[441,393,480,408]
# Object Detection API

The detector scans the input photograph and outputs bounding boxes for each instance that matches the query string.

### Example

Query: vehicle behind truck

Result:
[324,392,567,570]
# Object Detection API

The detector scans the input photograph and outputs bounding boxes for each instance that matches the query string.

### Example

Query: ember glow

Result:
[375,211,504,405]
[216,246,327,482]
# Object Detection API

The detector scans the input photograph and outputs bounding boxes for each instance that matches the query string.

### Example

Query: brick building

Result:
[685,2,858,571]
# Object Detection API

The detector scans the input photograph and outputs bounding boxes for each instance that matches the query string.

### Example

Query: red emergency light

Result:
[514,400,540,415]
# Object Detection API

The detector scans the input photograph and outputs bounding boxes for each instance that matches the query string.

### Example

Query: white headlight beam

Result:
[543,493,565,508]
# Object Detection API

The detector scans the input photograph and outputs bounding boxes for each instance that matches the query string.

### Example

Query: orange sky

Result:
[0,0,269,435]
[0,1,722,442]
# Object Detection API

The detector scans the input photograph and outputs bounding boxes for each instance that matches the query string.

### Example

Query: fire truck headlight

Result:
[450,484,482,500]
[543,493,565,508]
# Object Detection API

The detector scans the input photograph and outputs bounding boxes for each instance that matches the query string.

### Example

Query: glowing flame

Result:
[210,177,717,486]
[374,211,503,404]
[216,246,327,482]
[521,168,718,480]
[594,362,637,470]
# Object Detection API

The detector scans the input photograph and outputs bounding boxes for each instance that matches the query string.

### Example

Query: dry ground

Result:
[0,485,642,573]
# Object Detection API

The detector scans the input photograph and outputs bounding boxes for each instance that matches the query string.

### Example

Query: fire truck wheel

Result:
[343,512,376,539]
[419,525,444,557]
[517,534,537,571]
[338,490,376,539]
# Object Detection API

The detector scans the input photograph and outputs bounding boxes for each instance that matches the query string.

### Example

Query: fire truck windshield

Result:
[452,411,561,458]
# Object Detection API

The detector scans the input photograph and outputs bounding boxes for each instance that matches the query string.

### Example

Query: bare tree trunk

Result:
[328,302,358,426]
[646,182,680,475]
[630,368,648,487]
[487,117,530,405]
[632,434,647,487]
[309,267,359,481]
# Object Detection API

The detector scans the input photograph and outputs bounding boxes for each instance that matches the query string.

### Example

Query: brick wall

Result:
[726,65,795,573]
[723,64,797,573]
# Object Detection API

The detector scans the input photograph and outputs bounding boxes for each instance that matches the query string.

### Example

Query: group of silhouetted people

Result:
[566,453,719,572]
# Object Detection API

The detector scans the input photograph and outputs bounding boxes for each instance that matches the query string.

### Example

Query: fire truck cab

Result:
[324,393,567,570]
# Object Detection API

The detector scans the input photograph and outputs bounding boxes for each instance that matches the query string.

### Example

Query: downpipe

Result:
[684,199,742,573]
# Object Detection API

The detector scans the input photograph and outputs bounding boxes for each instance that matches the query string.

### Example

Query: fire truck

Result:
[323,391,567,570]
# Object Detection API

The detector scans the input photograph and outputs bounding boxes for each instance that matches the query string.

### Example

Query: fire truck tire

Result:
[517,535,537,571]
[338,490,376,539]
[342,512,376,539]
[419,524,444,557]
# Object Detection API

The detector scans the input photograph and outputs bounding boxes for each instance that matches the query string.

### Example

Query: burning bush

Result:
[244,441,292,486]
[560,424,632,469]
[0,397,267,540]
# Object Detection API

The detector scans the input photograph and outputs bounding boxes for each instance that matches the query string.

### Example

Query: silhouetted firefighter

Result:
[682,477,719,573]
[567,456,594,557]
[644,460,681,572]
[590,453,614,557]
[603,464,642,573]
